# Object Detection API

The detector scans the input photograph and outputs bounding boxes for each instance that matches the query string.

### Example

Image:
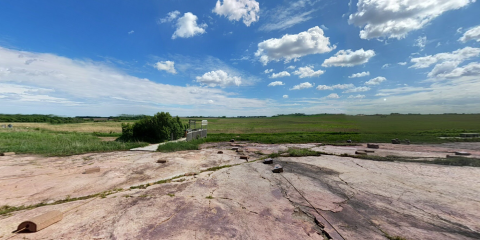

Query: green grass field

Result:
[0,128,147,156]
[1,114,479,156]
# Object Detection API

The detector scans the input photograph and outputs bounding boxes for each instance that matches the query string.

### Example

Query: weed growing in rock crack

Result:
[381,230,408,240]
[167,193,175,197]
[268,148,323,158]
[350,154,480,167]
[0,188,124,216]
[206,195,214,199]
[205,165,232,171]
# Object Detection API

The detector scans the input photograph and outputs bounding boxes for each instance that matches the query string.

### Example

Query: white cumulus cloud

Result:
[154,61,177,74]
[213,0,260,26]
[322,49,375,67]
[195,70,241,87]
[431,62,480,79]
[283,95,289,98]
[264,69,274,74]
[332,84,355,89]
[326,93,340,99]
[316,85,333,90]
[255,26,335,65]
[268,81,285,87]
[293,66,325,78]
[459,25,480,43]
[290,82,313,90]
[348,71,370,78]
[159,10,181,23]
[270,71,290,78]
[365,76,386,85]
[398,62,407,66]
[410,47,480,77]
[343,86,371,93]
[348,94,365,99]
[172,12,207,39]
[348,0,475,39]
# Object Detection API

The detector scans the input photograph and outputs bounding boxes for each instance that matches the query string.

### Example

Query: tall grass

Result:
[0,129,147,156]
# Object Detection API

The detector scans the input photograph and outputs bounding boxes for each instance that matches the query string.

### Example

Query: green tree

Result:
[118,112,185,143]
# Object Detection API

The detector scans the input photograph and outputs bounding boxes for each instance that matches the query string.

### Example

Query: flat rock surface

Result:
[1,143,480,239]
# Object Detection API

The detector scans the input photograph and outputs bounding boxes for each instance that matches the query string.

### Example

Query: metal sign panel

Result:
[202,120,208,125]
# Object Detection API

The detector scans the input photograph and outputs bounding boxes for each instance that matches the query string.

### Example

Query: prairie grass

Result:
[0,121,133,133]
[0,128,147,156]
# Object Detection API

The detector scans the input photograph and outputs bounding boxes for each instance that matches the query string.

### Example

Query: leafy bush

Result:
[118,112,185,143]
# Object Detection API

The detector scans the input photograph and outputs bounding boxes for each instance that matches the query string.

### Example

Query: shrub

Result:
[118,112,185,143]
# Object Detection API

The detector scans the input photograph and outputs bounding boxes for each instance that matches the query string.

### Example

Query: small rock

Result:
[156,159,167,163]
[355,150,367,155]
[405,139,410,144]
[364,150,375,153]
[184,172,197,176]
[272,164,283,173]
[455,151,471,156]
[367,144,379,149]
[347,140,352,143]
[263,158,273,164]
[1,152,15,156]
[217,151,223,154]
[240,155,249,160]
[230,139,235,142]
[231,147,239,151]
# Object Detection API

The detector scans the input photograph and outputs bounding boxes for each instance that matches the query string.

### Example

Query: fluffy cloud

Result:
[287,65,296,70]
[172,12,207,39]
[290,82,313,90]
[332,84,355,89]
[365,76,386,85]
[154,61,177,74]
[408,47,480,69]
[270,71,290,78]
[322,49,375,67]
[316,83,354,90]
[268,81,285,87]
[255,26,335,65]
[159,10,181,23]
[348,71,370,78]
[398,62,407,66]
[459,25,480,43]
[213,0,260,26]
[348,0,475,39]
[283,95,289,98]
[292,66,325,78]
[348,94,365,99]
[343,86,371,93]
[316,85,333,90]
[264,69,273,74]
[195,70,241,87]
[326,93,340,99]
[410,47,480,78]
[128,30,134,35]
[431,62,480,79]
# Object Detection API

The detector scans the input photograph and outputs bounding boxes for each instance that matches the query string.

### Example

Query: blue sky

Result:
[1,0,480,116]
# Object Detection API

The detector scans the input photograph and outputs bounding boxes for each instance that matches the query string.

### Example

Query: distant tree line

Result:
[0,114,84,124]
